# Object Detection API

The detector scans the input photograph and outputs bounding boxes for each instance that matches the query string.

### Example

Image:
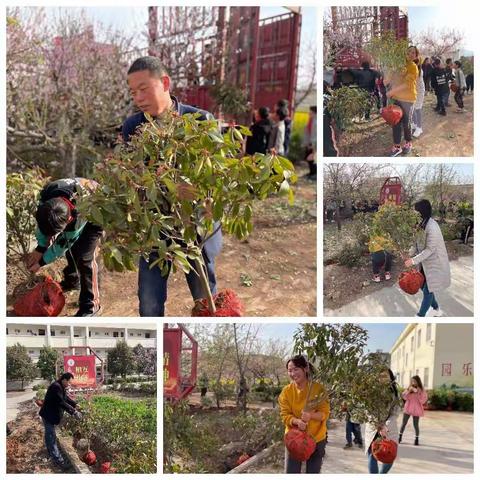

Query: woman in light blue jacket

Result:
[405,199,451,317]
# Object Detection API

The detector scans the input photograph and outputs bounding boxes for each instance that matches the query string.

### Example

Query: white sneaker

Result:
[411,123,417,130]
[431,308,445,317]
[413,127,423,138]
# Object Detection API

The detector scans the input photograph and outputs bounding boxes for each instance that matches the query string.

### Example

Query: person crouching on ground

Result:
[386,45,418,157]
[39,373,82,471]
[404,199,451,317]
[365,368,400,474]
[279,355,330,474]
[25,178,103,316]
[369,234,393,283]
[399,375,428,446]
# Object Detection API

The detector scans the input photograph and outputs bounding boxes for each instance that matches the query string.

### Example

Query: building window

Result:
[417,329,422,348]
[113,332,119,338]
[15,329,20,334]
[130,333,133,336]
[6,328,8,335]
[60,330,66,335]
[410,336,414,352]
[51,330,56,336]
[145,333,151,339]
[426,323,432,342]
[89,331,92,337]
[424,367,429,389]
[29,350,35,354]
[121,332,124,337]
[95,332,99,336]
[38,329,46,336]
[137,333,142,337]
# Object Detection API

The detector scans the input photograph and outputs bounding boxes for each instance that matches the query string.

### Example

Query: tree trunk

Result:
[335,205,342,231]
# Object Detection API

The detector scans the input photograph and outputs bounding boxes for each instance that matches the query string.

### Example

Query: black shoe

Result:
[60,279,80,292]
[358,442,363,448]
[440,111,447,116]
[414,437,419,446]
[398,433,403,444]
[75,306,102,317]
[343,443,353,449]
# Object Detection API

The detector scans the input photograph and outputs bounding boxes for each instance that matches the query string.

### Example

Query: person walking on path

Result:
[405,199,451,317]
[412,56,425,138]
[386,45,418,157]
[365,368,400,474]
[342,402,363,449]
[399,375,428,446]
[39,373,82,470]
[279,355,330,474]
[422,58,433,93]
[453,61,467,112]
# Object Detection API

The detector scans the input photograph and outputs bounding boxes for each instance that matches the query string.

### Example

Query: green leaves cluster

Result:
[107,340,136,378]
[210,82,250,117]
[326,86,372,131]
[6,343,38,388]
[63,395,156,473]
[365,31,410,76]
[293,324,401,427]
[37,346,58,381]
[7,168,46,259]
[78,110,296,276]
[371,203,421,256]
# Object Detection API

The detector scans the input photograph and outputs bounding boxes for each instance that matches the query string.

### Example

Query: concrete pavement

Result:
[7,389,37,422]
[325,256,473,317]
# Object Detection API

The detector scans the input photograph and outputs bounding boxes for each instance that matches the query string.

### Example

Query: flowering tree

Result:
[7,7,137,176]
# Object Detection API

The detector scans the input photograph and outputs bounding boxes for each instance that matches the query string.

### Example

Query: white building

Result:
[390,323,473,390]
[6,323,157,364]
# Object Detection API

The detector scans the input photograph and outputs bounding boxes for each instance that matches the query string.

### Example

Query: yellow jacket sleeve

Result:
[278,386,295,428]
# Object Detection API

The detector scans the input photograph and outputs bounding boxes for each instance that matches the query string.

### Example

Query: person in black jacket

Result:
[39,373,82,470]
[431,58,450,115]
[355,61,379,120]
[422,58,433,93]
[245,106,272,155]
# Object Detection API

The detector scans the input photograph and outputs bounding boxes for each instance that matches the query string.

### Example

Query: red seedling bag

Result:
[35,399,44,408]
[100,462,111,473]
[284,428,316,462]
[399,270,425,295]
[191,288,244,317]
[450,83,458,93]
[381,105,403,126]
[372,438,398,464]
[236,454,250,466]
[13,276,65,317]
[83,450,96,466]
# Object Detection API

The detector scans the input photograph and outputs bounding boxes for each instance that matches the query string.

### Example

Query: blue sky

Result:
[258,323,407,355]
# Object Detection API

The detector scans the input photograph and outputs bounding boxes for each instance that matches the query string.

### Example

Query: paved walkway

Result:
[325,256,473,317]
[7,389,37,422]
[245,411,473,474]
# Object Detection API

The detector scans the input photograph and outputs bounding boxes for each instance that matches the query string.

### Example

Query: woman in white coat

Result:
[405,199,451,317]
[364,368,400,474]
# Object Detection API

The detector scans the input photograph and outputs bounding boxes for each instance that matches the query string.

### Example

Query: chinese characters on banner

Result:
[63,355,96,387]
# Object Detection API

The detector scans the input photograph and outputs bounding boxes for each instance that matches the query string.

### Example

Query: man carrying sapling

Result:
[25,178,103,316]
[122,56,222,316]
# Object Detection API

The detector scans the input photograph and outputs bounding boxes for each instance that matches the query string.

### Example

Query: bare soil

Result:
[7,400,75,474]
[7,167,316,317]
[337,92,474,157]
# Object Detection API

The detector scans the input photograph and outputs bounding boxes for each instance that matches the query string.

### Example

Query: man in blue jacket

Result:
[122,56,222,316]
[39,372,82,470]
[26,178,103,316]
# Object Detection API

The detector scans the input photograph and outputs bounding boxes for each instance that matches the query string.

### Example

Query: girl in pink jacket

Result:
[398,375,428,445]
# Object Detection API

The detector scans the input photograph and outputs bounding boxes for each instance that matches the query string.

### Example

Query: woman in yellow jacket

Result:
[279,355,330,473]
[386,45,419,157]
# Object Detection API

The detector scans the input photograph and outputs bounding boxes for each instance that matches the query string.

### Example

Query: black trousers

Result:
[400,413,420,436]
[63,223,103,313]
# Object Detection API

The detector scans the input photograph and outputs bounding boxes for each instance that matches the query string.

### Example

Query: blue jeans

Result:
[346,420,362,445]
[417,281,439,317]
[138,250,217,316]
[42,419,65,465]
[368,447,393,474]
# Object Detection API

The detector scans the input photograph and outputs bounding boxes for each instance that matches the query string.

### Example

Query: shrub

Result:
[326,86,372,131]
[336,242,365,267]
[440,223,459,242]
[453,392,474,412]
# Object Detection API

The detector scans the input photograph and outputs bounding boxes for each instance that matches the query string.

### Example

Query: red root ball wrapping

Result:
[398,270,425,295]
[83,450,97,466]
[13,276,65,317]
[284,428,316,462]
[381,105,403,126]
[191,288,244,317]
[372,438,398,464]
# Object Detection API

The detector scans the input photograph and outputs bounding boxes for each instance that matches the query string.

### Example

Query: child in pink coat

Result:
[398,375,428,445]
